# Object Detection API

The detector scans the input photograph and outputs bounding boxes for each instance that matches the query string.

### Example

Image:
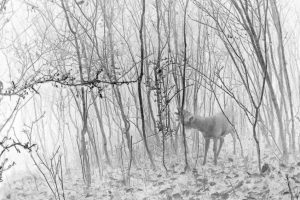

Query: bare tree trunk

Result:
[181,0,190,172]
[138,0,155,169]
[144,28,160,146]
[192,9,203,157]
[104,98,114,155]
[270,0,295,152]
[154,0,168,171]
[230,0,288,157]
[91,92,111,166]
[80,89,91,187]
[99,0,134,171]
[61,0,91,186]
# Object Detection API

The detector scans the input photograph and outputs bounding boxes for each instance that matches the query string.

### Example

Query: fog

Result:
[1,0,300,199]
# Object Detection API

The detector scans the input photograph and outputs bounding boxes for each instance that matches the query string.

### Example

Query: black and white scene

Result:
[0,0,300,199]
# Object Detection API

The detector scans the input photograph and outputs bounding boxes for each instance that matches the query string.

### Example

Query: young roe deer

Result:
[176,109,236,165]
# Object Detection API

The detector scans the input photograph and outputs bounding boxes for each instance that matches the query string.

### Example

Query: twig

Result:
[286,174,294,200]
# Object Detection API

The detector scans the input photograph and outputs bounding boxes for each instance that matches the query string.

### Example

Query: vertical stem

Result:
[155,0,167,172]
[61,0,91,186]
[138,0,155,169]
[182,0,190,171]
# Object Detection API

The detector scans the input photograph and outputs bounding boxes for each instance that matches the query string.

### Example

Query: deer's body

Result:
[178,109,236,165]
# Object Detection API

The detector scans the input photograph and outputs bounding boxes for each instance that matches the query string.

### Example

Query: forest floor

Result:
[1,148,300,200]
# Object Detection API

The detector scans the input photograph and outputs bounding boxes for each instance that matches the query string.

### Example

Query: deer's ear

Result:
[189,116,194,123]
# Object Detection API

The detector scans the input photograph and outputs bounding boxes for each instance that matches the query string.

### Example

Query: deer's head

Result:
[175,109,194,127]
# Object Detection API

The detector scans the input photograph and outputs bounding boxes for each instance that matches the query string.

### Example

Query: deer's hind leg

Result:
[213,138,218,165]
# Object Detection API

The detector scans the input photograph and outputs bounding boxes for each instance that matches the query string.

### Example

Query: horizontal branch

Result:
[0,73,138,97]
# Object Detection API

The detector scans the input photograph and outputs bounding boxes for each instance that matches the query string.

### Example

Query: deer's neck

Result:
[189,116,214,133]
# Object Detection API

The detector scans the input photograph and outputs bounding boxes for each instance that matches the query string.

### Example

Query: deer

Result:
[176,108,236,165]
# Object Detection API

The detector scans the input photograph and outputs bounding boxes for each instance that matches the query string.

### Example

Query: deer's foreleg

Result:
[203,138,210,165]
[213,138,218,165]
[216,137,224,158]
[231,132,236,154]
